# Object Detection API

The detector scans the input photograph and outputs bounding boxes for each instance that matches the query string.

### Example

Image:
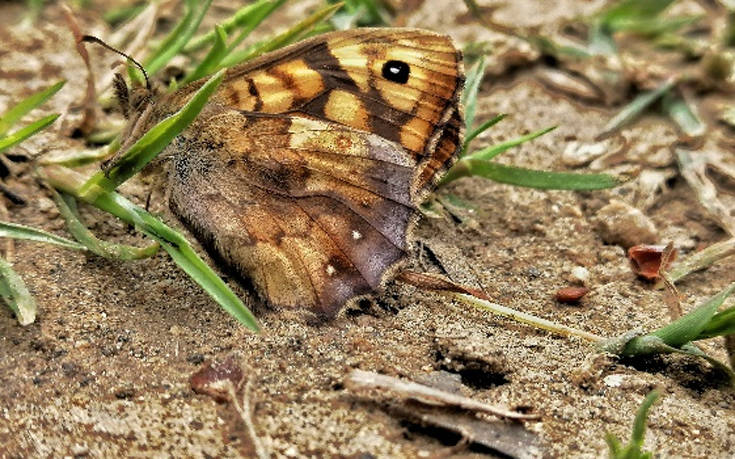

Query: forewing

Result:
[169,28,464,196]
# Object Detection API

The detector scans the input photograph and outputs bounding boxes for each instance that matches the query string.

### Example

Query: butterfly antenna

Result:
[81,35,151,92]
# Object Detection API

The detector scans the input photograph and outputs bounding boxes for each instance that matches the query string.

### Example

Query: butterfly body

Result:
[127,28,464,316]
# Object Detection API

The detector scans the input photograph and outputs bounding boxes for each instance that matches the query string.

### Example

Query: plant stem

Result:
[451,292,604,342]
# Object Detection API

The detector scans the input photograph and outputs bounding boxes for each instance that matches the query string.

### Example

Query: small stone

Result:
[570,266,590,284]
[37,197,56,214]
[70,443,89,456]
[562,139,611,167]
[537,69,601,104]
[555,286,589,304]
[594,199,657,248]
[560,204,583,218]
[603,374,625,387]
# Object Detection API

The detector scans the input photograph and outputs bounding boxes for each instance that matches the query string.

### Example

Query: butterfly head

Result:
[112,72,156,118]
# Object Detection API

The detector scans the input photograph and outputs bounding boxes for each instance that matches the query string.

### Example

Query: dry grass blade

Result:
[676,149,735,236]
[597,78,676,140]
[666,238,735,284]
[398,271,603,342]
[346,369,539,421]
[658,242,682,319]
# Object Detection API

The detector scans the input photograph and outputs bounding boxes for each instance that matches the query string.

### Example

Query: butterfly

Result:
[117,28,464,316]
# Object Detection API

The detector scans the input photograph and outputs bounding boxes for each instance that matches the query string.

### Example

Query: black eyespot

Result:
[381,60,410,84]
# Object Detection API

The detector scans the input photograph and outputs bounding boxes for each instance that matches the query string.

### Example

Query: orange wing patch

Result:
[324,89,370,131]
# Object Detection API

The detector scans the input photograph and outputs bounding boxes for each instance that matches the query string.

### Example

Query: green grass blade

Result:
[443,160,622,190]
[185,0,285,53]
[103,2,147,26]
[676,343,735,385]
[661,92,705,138]
[331,0,390,28]
[598,79,675,139]
[39,146,111,168]
[600,0,675,30]
[630,390,659,450]
[699,306,735,339]
[605,390,660,459]
[0,255,36,325]
[0,221,86,250]
[587,20,617,55]
[605,433,624,456]
[618,15,701,37]
[181,25,229,84]
[463,114,506,152]
[52,190,159,260]
[143,0,213,76]
[24,0,44,25]
[0,114,59,154]
[219,2,343,68]
[144,0,199,68]
[0,80,65,136]
[42,165,260,332]
[620,283,735,353]
[102,191,260,332]
[80,69,225,194]
[224,0,288,54]
[528,35,592,59]
[651,283,735,346]
[465,125,557,162]
[461,57,487,132]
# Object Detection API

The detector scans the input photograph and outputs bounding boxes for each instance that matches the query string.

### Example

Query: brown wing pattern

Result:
[160,28,464,315]
[169,111,413,314]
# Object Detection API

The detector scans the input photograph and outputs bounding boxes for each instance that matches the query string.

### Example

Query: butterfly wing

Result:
[163,28,464,314]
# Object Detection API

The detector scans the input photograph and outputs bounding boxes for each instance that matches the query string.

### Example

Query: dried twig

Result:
[346,369,539,421]
[226,379,269,459]
[61,3,102,136]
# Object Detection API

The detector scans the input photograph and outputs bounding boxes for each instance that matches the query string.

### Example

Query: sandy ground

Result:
[1,1,734,457]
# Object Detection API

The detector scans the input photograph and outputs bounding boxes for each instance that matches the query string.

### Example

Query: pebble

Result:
[562,139,611,167]
[36,197,56,213]
[594,199,657,248]
[555,286,589,304]
[603,374,625,387]
[570,266,590,284]
[70,444,89,456]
